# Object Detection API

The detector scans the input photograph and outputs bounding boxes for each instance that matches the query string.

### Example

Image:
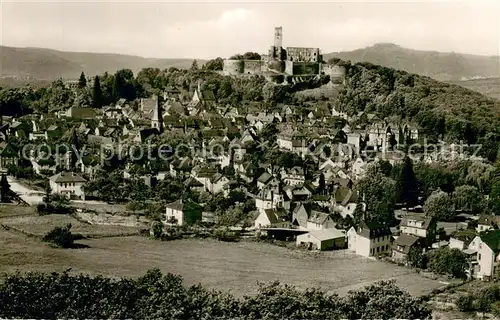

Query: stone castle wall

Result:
[285,61,321,75]
[223,59,264,75]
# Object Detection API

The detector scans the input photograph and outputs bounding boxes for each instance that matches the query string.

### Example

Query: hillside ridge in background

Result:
[324,43,500,81]
[0,45,202,80]
[1,43,499,99]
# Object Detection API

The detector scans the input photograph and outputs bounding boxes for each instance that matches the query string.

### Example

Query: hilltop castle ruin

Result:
[223,27,345,81]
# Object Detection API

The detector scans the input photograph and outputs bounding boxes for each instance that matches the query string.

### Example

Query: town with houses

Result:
[0,23,500,319]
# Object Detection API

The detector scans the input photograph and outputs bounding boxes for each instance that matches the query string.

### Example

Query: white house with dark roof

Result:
[49,171,87,200]
[467,230,500,279]
[163,199,202,226]
[347,221,392,257]
[399,215,437,244]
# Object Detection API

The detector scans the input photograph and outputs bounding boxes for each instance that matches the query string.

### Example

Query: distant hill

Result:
[449,77,500,100]
[0,46,204,80]
[324,43,500,82]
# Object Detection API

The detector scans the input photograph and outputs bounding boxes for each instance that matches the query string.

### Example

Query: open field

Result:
[0,228,447,297]
[0,214,141,238]
[0,204,36,218]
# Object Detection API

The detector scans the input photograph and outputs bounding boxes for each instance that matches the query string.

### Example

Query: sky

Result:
[1,0,499,59]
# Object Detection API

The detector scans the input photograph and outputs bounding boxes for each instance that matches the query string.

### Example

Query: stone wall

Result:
[243,60,264,74]
[223,59,244,75]
[285,61,321,75]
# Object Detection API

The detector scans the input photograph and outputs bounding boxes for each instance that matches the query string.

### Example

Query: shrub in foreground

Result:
[0,269,431,319]
[42,224,74,248]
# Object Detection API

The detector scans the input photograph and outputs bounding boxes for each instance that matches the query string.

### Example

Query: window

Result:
[479,253,481,260]
[376,247,380,253]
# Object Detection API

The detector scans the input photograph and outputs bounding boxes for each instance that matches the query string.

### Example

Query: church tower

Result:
[151,99,163,133]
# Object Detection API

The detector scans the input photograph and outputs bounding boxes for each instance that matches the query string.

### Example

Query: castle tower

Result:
[274,26,283,48]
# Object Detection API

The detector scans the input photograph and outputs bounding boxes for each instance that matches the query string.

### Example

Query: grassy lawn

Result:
[0,230,447,297]
[0,204,37,218]
[0,214,141,238]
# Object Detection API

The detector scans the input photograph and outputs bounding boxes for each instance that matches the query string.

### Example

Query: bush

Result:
[456,294,474,312]
[0,270,431,319]
[36,202,74,216]
[42,224,74,248]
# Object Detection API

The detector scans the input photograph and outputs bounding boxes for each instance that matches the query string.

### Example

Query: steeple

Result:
[151,99,163,133]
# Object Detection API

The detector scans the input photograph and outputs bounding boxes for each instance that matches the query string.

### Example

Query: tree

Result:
[357,172,397,225]
[260,123,279,144]
[317,173,326,195]
[427,247,468,279]
[42,224,74,248]
[78,72,87,89]
[72,90,92,108]
[424,190,455,221]
[203,57,224,71]
[395,156,419,209]
[453,185,485,213]
[406,246,427,269]
[0,174,9,202]
[190,60,199,71]
[92,75,103,107]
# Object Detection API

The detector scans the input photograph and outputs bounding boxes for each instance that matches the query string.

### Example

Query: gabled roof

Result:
[0,142,19,157]
[308,228,345,241]
[393,234,421,254]
[358,221,392,239]
[399,215,435,230]
[478,215,500,226]
[69,107,98,119]
[480,230,500,253]
[50,171,87,183]
[184,177,203,187]
[257,172,273,184]
[308,211,331,225]
[166,199,184,211]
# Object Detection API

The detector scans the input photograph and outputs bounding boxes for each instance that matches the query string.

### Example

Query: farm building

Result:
[296,228,346,251]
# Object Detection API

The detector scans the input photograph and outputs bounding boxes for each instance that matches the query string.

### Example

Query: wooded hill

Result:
[0,46,203,80]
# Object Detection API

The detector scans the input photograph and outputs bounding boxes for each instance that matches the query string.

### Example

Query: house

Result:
[281,166,306,185]
[391,234,424,262]
[163,200,202,226]
[207,173,230,195]
[10,121,32,138]
[296,228,346,251]
[468,230,500,279]
[399,215,437,245]
[449,230,476,250]
[306,210,336,231]
[476,215,500,233]
[255,188,284,212]
[347,221,392,257]
[184,177,205,192]
[49,172,87,200]
[66,107,98,119]
[140,98,158,113]
[351,157,367,179]
[254,208,288,229]
[0,142,19,170]
[256,172,279,190]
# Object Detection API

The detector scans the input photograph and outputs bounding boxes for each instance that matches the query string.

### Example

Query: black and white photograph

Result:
[0,0,499,318]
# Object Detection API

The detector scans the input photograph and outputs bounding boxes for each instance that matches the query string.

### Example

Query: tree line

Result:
[0,269,430,319]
